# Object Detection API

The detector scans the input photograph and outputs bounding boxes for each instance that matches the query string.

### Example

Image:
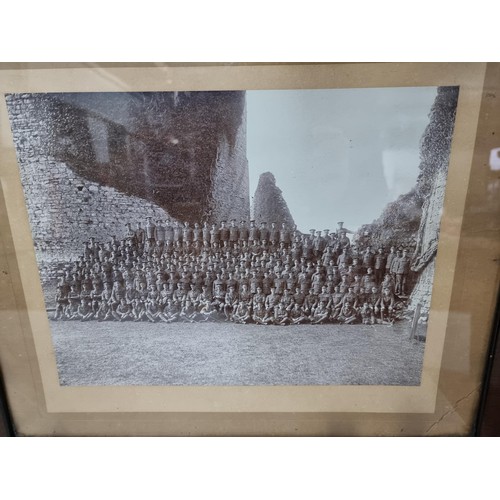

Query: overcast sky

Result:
[246,87,437,233]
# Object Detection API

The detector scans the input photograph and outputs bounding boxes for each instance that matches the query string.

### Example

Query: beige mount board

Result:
[0,63,498,436]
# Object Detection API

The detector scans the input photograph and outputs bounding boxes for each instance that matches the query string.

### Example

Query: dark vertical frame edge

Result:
[0,369,15,436]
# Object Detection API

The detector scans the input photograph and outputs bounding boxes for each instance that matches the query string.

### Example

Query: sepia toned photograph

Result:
[5,86,458,387]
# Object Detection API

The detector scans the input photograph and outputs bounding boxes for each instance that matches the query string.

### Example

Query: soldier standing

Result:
[394,249,411,295]
[374,248,386,285]
[173,221,183,246]
[269,222,279,244]
[229,219,239,244]
[390,249,402,281]
[183,222,193,251]
[202,221,211,244]
[219,220,230,243]
[259,222,269,243]
[193,222,202,244]
[386,246,397,278]
[239,220,249,244]
[362,245,374,273]
[210,223,220,247]
[155,220,166,247]
[249,220,260,242]
[145,217,156,245]
[135,222,145,247]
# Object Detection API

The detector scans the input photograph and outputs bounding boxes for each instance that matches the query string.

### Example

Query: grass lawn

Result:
[50,319,426,386]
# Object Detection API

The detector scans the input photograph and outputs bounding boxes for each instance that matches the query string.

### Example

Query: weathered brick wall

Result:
[5,94,174,263]
[18,159,173,262]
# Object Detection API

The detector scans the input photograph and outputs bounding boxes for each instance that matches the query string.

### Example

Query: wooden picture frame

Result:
[0,62,498,436]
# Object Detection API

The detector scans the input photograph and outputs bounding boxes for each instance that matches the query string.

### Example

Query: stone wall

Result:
[18,159,173,263]
[252,172,295,227]
[5,91,250,225]
[5,93,174,262]
[409,163,448,312]
[209,104,250,222]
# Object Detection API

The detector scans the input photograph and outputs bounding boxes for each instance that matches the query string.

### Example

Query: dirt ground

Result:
[50,319,426,386]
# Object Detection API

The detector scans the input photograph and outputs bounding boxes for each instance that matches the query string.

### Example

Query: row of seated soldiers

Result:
[52,219,411,325]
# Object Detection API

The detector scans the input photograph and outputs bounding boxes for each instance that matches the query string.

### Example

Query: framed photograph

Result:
[0,63,499,436]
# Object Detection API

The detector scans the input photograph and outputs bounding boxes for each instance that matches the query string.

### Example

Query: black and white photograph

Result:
[5,86,459,387]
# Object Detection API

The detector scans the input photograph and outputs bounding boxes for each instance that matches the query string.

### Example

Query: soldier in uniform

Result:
[329,285,344,320]
[249,220,260,242]
[290,303,308,324]
[303,289,318,318]
[337,247,351,268]
[252,302,268,325]
[362,245,375,273]
[385,246,397,278]
[312,230,326,258]
[394,249,411,296]
[159,283,172,307]
[389,249,401,280]
[259,222,269,243]
[338,229,351,250]
[279,223,291,248]
[373,248,386,284]
[145,294,162,322]
[173,221,183,246]
[159,299,180,323]
[211,283,226,312]
[223,285,239,320]
[219,220,230,243]
[239,283,252,305]
[293,287,306,309]
[67,284,81,318]
[280,288,295,312]
[318,285,331,308]
[232,300,251,324]
[342,286,358,311]
[154,220,165,247]
[265,287,281,312]
[381,274,395,294]
[269,222,279,244]
[171,282,186,306]
[54,285,69,320]
[145,217,156,245]
[134,222,145,248]
[210,223,220,247]
[358,265,375,290]
[239,220,249,244]
[179,300,198,323]
[368,286,380,309]
[76,297,94,321]
[274,302,291,325]
[376,288,396,323]
[229,219,239,244]
[310,300,330,324]
[202,221,211,244]
[182,222,193,251]
[111,298,131,321]
[337,303,358,324]
[360,302,375,325]
[164,221,174,245]
[193,222,202,244]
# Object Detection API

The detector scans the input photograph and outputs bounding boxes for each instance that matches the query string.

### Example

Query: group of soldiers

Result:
[52,218,412,325]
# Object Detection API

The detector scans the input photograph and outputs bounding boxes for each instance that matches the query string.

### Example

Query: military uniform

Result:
[394,252,411,295]
[229,222,239,243]
[249,222,260,242]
